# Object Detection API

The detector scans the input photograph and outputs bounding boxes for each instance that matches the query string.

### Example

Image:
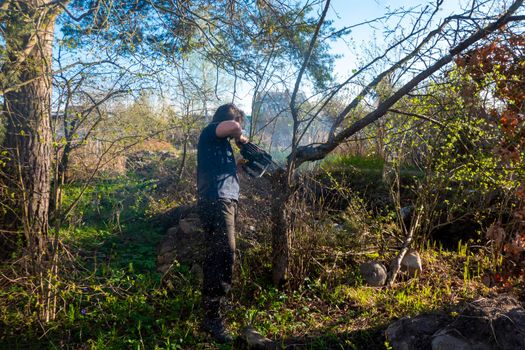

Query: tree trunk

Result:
[1,2,56,259]
[176,133,189,183]
[51,143,70,217]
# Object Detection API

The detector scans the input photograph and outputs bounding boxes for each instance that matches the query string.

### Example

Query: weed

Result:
[0,170,499,350]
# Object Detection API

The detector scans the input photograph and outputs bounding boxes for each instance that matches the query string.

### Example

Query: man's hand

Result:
[235,134,248,148]
[237,134,249,144]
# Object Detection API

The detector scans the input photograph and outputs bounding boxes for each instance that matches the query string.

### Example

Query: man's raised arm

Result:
[216,120,248,143]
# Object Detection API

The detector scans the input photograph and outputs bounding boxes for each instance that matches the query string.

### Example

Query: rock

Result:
[445,295,525,349]
[360,261,387,286]
[179,215,201,235]
[385,295,525,350]
[158,228,177,255]
[400,206,412,221]
[482,273,496,288]
[431,334,473,350]
[240,327,278,350]
[189,263,204,285]
[157,252,175,273]
[401,250,422,277]
[153,205,197,231]
[157,212,206,275]
[400,206,414,232]
[385,313,449,350]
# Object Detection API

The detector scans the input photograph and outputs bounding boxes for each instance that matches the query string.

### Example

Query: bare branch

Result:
[295,0,525,166]
[290,0,331,120]
[388,108,445,127]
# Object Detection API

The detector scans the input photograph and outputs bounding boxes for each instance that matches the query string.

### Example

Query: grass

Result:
[227,246,488,348]
[0,165,505,350]
[319,153,423,186]
[321,154,385,172]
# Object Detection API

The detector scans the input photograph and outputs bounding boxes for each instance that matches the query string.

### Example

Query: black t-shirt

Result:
[197,122,239,201]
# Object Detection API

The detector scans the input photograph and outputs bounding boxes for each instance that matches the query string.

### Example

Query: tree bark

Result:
[1,1,56,258]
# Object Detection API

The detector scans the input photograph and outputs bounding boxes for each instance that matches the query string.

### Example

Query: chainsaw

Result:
[238,142,282,178]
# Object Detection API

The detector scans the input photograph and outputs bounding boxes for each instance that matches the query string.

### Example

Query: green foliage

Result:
[3,83,521,348]
[227,235,488,349]
[59,1,337,91]
[1,174,199,349]
[203,1,338,91]
[61,176,156,229]
[375,66,525,247]
[60,1,197,57]
[322,154,385,171]
[0,168,503,350]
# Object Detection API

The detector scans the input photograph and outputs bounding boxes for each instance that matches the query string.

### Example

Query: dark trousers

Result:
[198,199,237,301]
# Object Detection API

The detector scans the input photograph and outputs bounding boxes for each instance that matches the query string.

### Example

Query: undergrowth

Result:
[0,157,509,349]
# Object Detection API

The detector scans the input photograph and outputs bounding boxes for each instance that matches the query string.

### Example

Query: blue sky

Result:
[234,0,466,110]
[327,0,463,77]
[50,1,469,112]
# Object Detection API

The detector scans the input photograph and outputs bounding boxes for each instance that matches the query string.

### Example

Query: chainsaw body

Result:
[239,142,281,178]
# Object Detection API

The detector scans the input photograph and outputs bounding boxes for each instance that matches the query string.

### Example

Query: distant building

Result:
[250,91,329,151]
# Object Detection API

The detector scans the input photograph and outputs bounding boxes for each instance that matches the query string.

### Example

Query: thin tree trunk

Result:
[269,0,331,289]
[50,137,72,219]
[386,205,422,286]
[176,134,189,183]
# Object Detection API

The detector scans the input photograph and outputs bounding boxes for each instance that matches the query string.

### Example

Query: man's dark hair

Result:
[212,103,245,123]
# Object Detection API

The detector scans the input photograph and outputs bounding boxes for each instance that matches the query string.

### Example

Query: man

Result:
[197,103,248,343]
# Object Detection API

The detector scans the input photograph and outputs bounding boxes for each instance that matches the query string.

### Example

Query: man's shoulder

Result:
[199,123,219,141]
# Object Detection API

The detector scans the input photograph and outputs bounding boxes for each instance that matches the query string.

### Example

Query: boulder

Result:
[360,261,387,286]
[431,333,475,350]
[385,295,525,350]
[179,215,200,235]
[444,295,525,349]
[153,204,197,231]
[400,250,422,277]
[385,313,449,350]
[157,212,205,275]
[431,332,493,350]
